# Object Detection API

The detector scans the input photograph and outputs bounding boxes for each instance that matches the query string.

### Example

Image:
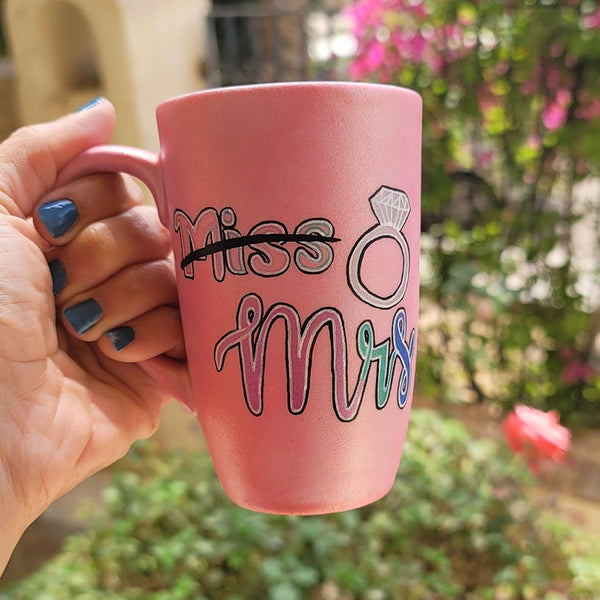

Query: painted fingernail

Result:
[64,299,103,335]
[77,97,103,112]
[38,199,79,238]
[48,259,67,295]
[105,326,135,351]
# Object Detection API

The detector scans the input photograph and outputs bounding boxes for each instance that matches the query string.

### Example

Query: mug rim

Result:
[157,81,421,114]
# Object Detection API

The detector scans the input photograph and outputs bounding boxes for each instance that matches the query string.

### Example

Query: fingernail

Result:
[105,326,135,351]
[38,199,79,238]
[64,299,103,335]
[77,97,103,112]
[48,259,67,295]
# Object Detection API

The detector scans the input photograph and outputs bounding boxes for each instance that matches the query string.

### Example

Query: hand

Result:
[0,99,186,573]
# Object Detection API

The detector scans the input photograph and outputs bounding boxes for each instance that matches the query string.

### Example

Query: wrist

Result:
[0,465,32,577]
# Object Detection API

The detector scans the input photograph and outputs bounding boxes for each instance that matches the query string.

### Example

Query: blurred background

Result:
[1,0,600,598]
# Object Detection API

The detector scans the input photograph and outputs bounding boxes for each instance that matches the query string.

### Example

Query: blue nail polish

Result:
[48,259,67,295]
[64,299,103,335]
[105,326,135,351]
[38,199,79,238]
[77,97,103,112]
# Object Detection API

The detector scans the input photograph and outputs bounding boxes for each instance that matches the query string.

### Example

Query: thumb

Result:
[0,98,116,218]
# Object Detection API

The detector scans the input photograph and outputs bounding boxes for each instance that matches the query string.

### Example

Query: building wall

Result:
[0,59,20,141]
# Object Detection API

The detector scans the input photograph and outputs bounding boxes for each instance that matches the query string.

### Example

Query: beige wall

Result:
[4,0,210,150]
[0,59,19,140]
[1,1,212,450]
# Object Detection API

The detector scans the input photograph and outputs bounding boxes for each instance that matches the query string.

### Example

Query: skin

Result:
[0,99,189,574]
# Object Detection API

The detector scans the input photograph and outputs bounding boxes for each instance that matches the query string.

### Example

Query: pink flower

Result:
[576,98,600,121]
[542,102,568,130]
[349,41,385,79]
[346,0,445,79]
[475,149,495,169]
[477,83,502,114]
[556,88,572,106]
[526,134,542,150]
[426,52,444,75]
[363,42,385,70]
[521,81,538,96]
[395,31,428,62]
[345,0,426,36]
[565,53,577,68]
[560,346,595,384]
[546,67,563,91]
[560,347,576,361]
[561,361,594,385]
[583,7,600,28]
[408,0,427,19]
[345,0,388,37]
[502,405,571,473]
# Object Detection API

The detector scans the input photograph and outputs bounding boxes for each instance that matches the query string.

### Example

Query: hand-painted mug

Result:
[58,82,422,515]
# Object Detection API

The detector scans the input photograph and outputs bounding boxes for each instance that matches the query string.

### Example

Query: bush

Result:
[2,409,599,600]
[345,0,600,424]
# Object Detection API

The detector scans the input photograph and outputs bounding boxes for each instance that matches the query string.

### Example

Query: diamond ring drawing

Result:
[347,186,411,309]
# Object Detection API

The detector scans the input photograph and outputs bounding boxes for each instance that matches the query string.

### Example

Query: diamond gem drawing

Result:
[347,185,412,309]
[369,186,410,230]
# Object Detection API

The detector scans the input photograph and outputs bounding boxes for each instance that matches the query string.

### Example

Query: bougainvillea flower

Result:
[502,405,571,473]
[560,360,594,385]
[576,98,600,121]
[559,346,594,384]
[542,102,568,130]
[349,40,386,79]
[583,7,600,28]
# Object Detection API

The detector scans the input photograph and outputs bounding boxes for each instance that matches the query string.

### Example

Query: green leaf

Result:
[269,582,302,600]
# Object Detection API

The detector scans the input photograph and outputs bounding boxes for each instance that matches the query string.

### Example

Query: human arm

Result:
[0,99,187,575]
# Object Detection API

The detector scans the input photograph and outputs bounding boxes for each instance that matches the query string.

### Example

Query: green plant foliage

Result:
[3,410,599,599]
[346,0,600,424]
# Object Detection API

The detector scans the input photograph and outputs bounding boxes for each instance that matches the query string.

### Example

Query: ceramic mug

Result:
[57,82,422,515]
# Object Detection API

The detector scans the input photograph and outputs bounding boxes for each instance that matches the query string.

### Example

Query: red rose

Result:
[502,405,571,473]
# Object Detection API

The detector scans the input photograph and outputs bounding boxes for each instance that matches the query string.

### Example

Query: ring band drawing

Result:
[348,186,411,310]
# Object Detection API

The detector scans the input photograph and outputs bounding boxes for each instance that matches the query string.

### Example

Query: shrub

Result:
[345,0,600,424]
[2,409,599,599]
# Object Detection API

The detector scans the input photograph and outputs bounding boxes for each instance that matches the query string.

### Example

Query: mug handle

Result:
[56,145,194,411]
[56,145,168,224]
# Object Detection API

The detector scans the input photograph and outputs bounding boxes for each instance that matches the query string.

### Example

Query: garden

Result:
[2,0,600,598]
[2,410,599,600]
[344,0,600,426]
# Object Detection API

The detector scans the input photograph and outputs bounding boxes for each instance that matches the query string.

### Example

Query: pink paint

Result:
[214,294,416,422]
[214,294,367,421]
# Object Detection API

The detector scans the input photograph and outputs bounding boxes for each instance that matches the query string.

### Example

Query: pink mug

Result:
[58,82,422,515]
